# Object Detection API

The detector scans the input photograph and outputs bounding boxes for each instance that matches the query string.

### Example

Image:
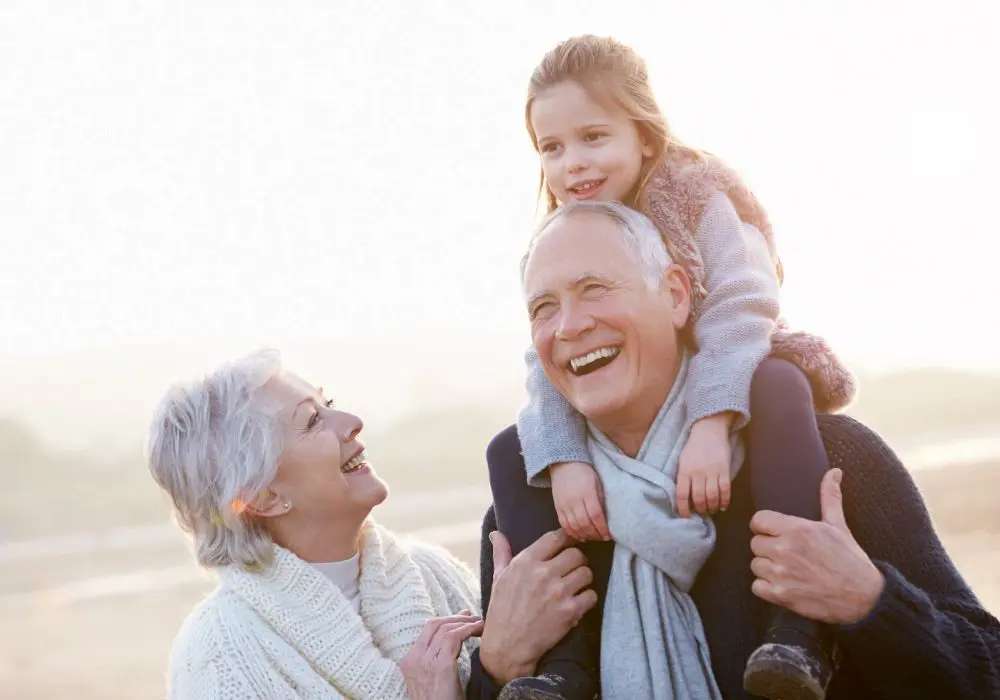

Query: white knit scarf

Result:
[217,521,475,699]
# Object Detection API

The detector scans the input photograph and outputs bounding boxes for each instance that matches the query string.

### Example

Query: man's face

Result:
[524,211,690,430]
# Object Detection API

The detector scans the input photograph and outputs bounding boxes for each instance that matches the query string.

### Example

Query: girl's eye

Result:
[539,142,561,154]
[583,131,606,143]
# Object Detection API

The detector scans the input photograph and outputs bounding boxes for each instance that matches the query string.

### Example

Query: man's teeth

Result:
[569,346,620,372]
[342,451,368,473]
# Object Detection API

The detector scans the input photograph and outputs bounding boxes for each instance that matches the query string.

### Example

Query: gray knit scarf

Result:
[588,353,743,700]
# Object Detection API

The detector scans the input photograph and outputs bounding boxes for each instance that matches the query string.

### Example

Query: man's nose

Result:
[556,301,595,340]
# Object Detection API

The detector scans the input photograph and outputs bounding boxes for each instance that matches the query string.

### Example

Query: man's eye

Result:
[531,302,553,319]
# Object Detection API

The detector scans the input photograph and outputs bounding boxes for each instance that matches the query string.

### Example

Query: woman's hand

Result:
[400,611,484,700]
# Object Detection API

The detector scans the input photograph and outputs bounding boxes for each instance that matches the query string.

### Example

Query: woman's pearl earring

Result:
[283,501,292,511]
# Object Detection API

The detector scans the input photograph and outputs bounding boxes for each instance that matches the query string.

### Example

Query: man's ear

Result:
[244,488,291,519]
[661,264,692,330]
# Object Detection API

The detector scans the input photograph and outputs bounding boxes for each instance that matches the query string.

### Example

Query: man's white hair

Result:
[146,349,283,570]
[520,200,673,290]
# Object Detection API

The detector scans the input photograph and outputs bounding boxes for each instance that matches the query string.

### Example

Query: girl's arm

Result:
[685,192,780,431]
[516,346,590,486]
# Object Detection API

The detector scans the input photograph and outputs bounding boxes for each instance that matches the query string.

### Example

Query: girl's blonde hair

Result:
[525,35,700,213]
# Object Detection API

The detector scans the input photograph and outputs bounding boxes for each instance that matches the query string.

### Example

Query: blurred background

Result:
[1,1,998,697]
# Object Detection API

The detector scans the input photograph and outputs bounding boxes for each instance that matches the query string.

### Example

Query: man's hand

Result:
[551,461,611,541]
[479,529,598,685]
[400,611,484,700]
[677,413,733,517]
[750,468,886,625]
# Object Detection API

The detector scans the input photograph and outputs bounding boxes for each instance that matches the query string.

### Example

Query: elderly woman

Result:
[147,349,484,700]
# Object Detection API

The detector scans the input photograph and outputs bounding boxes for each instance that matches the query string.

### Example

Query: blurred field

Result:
[2,367,1000,699]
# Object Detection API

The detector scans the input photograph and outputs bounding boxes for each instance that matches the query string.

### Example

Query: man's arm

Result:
[465,508,597,699]
[466,509,507,700]
[831,417,1000,699]
[750,415,1000,700]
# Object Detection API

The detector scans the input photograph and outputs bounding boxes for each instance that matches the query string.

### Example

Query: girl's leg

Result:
[748,357,830,519]
[744,357,835,700]
[486,424,612,700]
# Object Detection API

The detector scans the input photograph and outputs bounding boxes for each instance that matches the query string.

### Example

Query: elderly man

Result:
[467,201,1000,700]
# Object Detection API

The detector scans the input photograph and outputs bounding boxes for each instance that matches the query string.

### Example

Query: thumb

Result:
[490,531,512,576]
[820,468,848,531]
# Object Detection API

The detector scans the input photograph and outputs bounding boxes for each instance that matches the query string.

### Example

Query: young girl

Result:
[487,35,856,700]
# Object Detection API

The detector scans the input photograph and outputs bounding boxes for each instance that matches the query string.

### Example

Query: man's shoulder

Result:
[816,414,898,467]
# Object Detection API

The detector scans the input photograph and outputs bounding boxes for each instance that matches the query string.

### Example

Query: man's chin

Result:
[568,391,630,424]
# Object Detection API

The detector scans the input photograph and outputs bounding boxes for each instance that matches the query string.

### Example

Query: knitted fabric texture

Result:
[641,147,857,412]
[591,353,738,700]
[167,520,480,700]
[469,415,1000,700]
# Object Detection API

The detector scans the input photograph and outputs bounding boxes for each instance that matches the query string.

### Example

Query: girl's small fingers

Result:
[676,474,692,518]
[719,475,732,512]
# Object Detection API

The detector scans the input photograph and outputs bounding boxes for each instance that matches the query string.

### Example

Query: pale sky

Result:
[1,1,998,388]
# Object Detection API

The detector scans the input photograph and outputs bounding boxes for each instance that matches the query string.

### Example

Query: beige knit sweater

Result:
[167,521,481,699]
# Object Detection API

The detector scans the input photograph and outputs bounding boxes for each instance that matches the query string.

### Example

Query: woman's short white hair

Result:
[147,349,283,570]
[520,200,672,290]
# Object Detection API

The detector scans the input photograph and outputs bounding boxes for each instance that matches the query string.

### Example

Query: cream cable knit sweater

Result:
[167,521,481,699]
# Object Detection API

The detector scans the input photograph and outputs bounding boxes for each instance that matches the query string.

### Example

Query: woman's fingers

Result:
[428,618,483,659]
[418,613,478,652]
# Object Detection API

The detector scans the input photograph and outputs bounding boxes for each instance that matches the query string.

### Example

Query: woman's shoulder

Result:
[386,527,481,610]
[400,533,476,579]
[169,585,244,669]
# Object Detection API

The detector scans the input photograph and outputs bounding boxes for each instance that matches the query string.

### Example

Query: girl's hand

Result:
[677,414,734,517]
[400,611,484,700]
[550,461,611,541]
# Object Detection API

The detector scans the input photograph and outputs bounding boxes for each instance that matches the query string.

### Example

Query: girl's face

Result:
[530,80,654,206]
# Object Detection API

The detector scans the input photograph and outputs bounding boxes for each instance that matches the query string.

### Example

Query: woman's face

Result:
[258,371,388,525]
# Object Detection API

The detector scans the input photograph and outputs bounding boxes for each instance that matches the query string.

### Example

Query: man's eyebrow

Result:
[573,271,613,285]
[526,290,551,308]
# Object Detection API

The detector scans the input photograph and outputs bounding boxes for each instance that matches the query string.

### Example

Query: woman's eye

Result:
[307,399,335,430]
[307,411,321,430]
